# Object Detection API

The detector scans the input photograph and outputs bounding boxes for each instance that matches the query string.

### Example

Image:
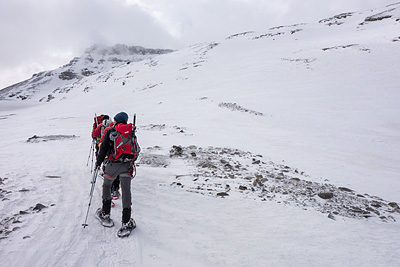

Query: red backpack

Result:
[92,115,105,133]
[108,123,140,162]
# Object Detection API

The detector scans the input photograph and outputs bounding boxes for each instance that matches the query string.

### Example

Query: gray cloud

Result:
[0,0,396,89]
[0,0,178,88]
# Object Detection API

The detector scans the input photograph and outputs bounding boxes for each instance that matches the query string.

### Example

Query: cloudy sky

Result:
[0,0,396,89]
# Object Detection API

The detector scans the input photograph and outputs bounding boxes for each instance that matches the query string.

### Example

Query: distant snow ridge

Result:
[0,44,174,101]
[226,3,400,41]
[164,145,400,222]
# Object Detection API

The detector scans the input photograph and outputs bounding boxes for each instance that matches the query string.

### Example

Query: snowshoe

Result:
[117,218,136,238]
[95,208,114,227]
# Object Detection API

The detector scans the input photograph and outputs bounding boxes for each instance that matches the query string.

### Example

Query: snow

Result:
[1,3,400,266]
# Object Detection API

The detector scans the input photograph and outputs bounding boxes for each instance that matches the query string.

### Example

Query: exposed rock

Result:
[27,135,78,143]
[59,70,78,80]
[33,203,47,212]
[365,14,392,22]
[339,187,353,192]
[328,213,336,220]
[238,185,247,191]
[218,102,264,116]
[318,192,334,199]
[170,145,183,156]
[81,68,95,76]
[166,145,399,222]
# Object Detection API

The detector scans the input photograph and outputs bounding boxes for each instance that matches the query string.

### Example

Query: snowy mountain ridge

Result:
[0,2,400,267]
[0,44,173,101]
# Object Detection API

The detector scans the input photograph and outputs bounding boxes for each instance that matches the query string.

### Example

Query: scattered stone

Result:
[371,202,382,208]
[318,193,334,199]
[366,207,380,215]
[388,202,399,209]
[218,102,264,116]
[170,145,183,156]
[239,185,247,191]
[166,145,399,222]
[365,14,392,22]
[339,187,353,192]
[13,218,22,224]
[33,203,47,212]
[27,135,78,143]
[198,161,217,169]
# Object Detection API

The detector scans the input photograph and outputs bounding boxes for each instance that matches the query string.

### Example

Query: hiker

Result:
[101,119,111,136]
[99,120,120,199]
[95,112,140,236]
[92,114,109,156]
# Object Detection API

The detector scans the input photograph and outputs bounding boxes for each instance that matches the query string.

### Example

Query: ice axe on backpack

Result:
[133,113,136,134]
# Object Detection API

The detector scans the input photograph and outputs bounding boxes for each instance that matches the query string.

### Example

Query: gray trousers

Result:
[102,162,132,209]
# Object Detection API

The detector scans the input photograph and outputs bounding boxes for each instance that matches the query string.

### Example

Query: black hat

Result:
[114,112,128,123]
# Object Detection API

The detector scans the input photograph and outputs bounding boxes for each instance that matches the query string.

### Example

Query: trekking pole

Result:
[90,113,100,173]
[132,113,138,180]
[90,143,95,173]
[82,166,99,228]
[86,140,94,167]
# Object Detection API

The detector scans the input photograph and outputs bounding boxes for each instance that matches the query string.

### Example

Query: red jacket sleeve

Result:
[92,124,102,139]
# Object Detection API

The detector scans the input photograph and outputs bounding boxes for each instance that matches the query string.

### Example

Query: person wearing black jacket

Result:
[95,111,139,234]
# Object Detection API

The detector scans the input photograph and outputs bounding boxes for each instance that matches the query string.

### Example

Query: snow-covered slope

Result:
[0,44,173,102]
[0,3,400,267]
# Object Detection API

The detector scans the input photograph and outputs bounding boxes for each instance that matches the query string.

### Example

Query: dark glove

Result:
[95,161,102,168]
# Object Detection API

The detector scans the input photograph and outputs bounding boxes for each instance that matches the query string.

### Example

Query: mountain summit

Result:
[0,44,173,101]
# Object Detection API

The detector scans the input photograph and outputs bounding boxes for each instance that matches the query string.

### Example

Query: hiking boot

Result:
[122,218,136,230]
[95,208,114,227]
[117,218,136,237]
